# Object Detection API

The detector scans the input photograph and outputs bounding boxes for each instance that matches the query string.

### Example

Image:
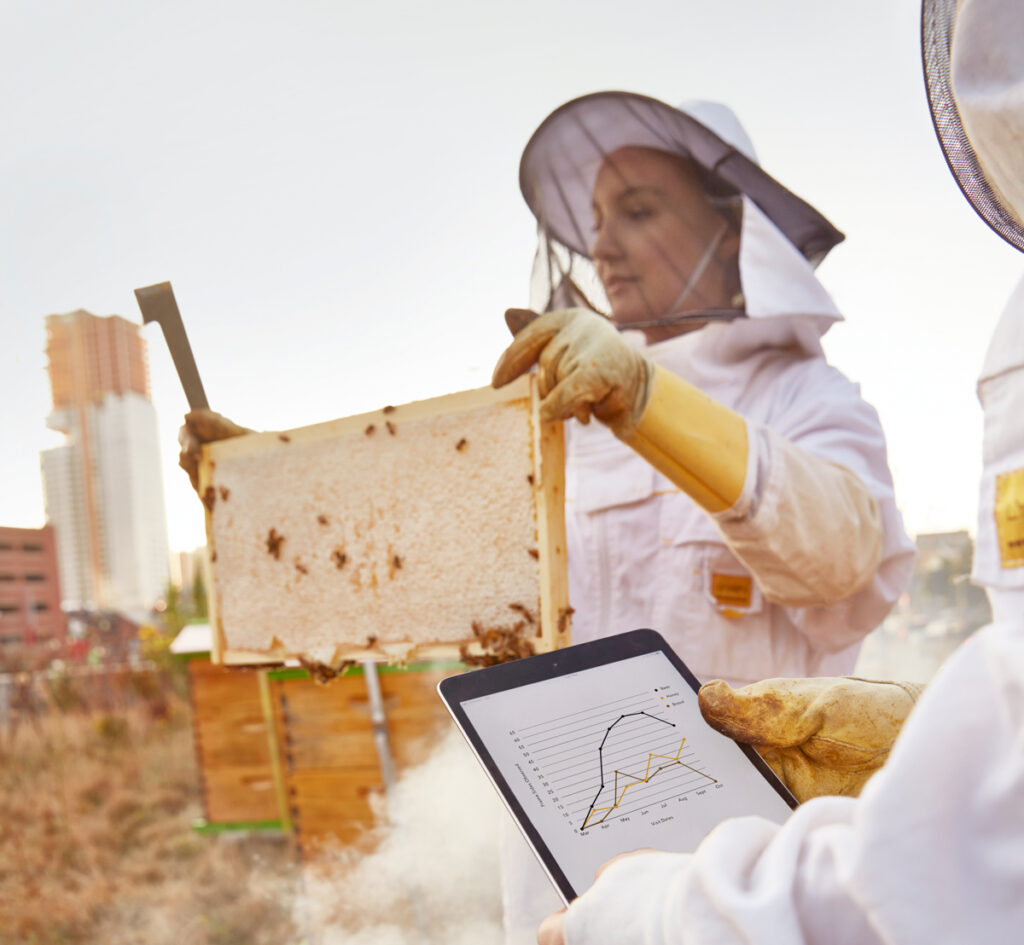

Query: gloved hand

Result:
[698,676,924,803]
[178,408,252,491]
[492,307,652,430]
[493,306,748,513]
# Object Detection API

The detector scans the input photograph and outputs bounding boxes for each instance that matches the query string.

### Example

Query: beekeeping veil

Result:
[923,0,1024,252]
[519,92,846,336]
[923,0,1024,613]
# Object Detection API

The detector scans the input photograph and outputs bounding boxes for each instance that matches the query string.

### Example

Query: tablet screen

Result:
[451,639,796,901]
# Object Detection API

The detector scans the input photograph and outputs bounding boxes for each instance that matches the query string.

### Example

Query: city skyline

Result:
[3,2,1023,557]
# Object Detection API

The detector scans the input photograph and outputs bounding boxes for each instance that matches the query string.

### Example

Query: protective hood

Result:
[521,92,845,338]
[923,0,1024,250]
[924,0,1024,595]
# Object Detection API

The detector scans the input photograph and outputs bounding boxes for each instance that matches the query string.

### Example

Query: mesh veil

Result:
[922,0,1024,251]
[528,226,611,315]
[519,93,845,331]
[526,173,748,333]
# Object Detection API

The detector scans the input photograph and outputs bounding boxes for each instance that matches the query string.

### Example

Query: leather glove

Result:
[492,307,652,430]
[493,306,748,513]
[698,676,924,803]
[178,408,252,492]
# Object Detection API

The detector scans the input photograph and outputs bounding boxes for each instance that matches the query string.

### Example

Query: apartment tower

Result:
[40,310,169,619]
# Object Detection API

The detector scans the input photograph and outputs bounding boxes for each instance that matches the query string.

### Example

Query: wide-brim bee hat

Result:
[519,91,845,332]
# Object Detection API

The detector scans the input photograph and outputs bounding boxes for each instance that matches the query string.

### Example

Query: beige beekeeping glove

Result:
[178,409,253,492]
[493,307,652,428]
[493,307,748,512]
[698,676,925,803]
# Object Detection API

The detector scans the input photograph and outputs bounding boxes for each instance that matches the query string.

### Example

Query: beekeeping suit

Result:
[535,3,1024,942]
[498,94,915,691]
[972,274,1024,624]
[492,92,915,942]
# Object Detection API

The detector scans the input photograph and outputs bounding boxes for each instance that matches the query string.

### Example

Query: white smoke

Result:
[295,727,507,945]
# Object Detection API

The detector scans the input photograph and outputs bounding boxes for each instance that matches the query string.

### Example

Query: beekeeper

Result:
[491,91,917,944]
[494,93,915,691]
[535,0,1024,941]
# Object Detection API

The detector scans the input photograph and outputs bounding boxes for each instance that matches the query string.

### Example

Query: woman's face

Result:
[590,147,740,339]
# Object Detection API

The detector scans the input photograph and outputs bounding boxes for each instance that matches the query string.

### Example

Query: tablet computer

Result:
[438,628,797,904]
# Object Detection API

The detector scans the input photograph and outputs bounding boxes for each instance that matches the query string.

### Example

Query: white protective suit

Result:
[550,1,1024,941]
[522,98,916,689]
[562,616,1024,944]
[500,103,916,944]
[565,303,915,689]
[972,273,1024,625]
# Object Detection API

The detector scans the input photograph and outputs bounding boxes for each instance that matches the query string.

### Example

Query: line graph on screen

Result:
[513,688,718,834]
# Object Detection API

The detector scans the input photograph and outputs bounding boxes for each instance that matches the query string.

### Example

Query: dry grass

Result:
[0,673,508,945]
[0,696,301,945]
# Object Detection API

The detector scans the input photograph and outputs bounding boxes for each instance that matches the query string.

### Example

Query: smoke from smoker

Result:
[295,727,507,945]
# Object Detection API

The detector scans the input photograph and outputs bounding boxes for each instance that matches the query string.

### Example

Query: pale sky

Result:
[2,0,1022,556]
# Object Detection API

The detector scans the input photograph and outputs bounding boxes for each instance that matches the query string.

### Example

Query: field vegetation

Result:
[0,670,301,945]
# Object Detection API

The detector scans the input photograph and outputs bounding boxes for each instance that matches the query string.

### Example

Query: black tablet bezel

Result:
[438,628,799,904]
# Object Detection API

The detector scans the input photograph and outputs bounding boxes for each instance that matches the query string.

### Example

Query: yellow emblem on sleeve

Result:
[995,468,1024,568]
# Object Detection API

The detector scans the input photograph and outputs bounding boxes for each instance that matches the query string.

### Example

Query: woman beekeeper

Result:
[490,92,916,943]
[533,0,1024,942]
[494,93,914,691]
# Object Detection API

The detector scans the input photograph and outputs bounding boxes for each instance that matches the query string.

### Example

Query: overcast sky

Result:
[2,0,1022,555]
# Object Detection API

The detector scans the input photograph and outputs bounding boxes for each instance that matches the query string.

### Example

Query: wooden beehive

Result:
[198,376,568,669]
[186,659,280,826]
[271,662,458,854]
[181,646,458,853]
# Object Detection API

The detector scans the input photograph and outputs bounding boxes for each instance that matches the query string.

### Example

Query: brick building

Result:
[0,524,67,647]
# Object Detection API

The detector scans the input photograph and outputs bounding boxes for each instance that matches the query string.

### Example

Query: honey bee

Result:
[461,621,536,666]
[294,559,309,575]
[265,528,285,559]
[385,421,396,436]
[455,438,467,451]
[392,554,403,569]
[298,657,340,685]
[365,424,376,436]
[202,486,216,512]
[278,433,291,443]
[508,602,534,624]
[382,405,396,414]
[218,486,230,502]
[557,606,576,634]
[528,548,539,560]
[526,474,535,486]
[317,514,329,526]
[331,547,348,569]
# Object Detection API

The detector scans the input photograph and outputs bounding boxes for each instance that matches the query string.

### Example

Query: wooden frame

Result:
[198,376,569,668]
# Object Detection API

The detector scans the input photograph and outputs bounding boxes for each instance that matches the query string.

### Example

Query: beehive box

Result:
[199,376,569,669]
[180,650,459,851]
[271,662,458,854]
[185,659,280,826]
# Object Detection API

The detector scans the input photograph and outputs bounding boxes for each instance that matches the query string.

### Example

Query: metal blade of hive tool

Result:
[133,281,210,410]
[505,307,539,336]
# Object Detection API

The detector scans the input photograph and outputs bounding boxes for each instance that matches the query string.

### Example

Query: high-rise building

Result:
[40,310,170,620]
